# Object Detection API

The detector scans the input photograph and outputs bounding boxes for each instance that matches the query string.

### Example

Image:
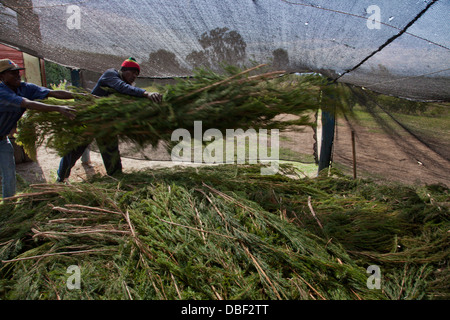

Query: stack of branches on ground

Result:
[0,164,448,300]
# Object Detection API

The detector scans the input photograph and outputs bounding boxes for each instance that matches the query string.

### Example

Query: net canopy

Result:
[1,0,449,101]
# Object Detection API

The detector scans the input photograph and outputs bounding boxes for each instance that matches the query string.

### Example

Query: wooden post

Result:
[351,130,357,179]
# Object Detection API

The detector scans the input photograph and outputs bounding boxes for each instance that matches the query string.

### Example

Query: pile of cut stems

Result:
[1,164,447,300]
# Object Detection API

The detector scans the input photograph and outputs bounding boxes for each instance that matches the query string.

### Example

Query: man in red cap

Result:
[0,58,76,199]
[57,57,162,182]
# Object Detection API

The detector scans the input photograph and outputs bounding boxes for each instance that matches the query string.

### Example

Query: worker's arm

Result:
[99,70,146,97]
[21,98,76,119]
[95,70,162,103]
[47,90,76,100]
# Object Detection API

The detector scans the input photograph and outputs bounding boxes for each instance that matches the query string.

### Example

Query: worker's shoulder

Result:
[0,81,30,92]
[101,68,120,78]
[0,81,44,96]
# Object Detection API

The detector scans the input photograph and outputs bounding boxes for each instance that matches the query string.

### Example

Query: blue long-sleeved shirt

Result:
[91,69,145,97]
[0,82,50,136]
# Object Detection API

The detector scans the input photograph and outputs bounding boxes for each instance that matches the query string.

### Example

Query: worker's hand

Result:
[58,106,77,120]
[144,91,163,103]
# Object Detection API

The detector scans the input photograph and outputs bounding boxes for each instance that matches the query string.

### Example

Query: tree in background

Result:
[186,27,247,71]
[44,60,71,88]
[147,49,189,77]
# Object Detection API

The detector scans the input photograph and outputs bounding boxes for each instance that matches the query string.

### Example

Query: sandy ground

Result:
[15,144,206,185]
[333,118,450,187]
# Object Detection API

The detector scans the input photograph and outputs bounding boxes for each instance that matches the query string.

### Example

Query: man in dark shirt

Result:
[0,59,76,199]
[57,57,162,182]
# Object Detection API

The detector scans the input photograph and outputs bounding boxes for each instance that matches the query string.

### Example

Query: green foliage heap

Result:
[15,64,349,160]
[0,164,448,300]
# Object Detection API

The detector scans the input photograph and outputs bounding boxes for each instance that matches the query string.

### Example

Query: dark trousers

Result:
[57,137,122,182]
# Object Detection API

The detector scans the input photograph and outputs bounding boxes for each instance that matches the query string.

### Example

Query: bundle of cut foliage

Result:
[14,64,350,160]
[0,164,448,300]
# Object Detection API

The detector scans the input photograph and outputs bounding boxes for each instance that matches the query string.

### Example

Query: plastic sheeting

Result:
[1,0,449,100]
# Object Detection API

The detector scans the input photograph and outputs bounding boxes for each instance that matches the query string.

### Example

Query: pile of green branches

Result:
[15,64,350,160]
[0,164,448,300]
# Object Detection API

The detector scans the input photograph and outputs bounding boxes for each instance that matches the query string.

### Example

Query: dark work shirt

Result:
[91,68,145,97]
[0,82,50,136]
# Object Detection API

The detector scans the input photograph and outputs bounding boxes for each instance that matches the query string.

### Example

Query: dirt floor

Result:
[14,144,205,186]
[333,117,450,187]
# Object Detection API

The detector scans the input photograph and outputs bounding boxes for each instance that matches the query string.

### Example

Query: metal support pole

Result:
[318,109,335,174]
[81,145,91,164]
[71,68,91,164]
[70,68,80,87]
